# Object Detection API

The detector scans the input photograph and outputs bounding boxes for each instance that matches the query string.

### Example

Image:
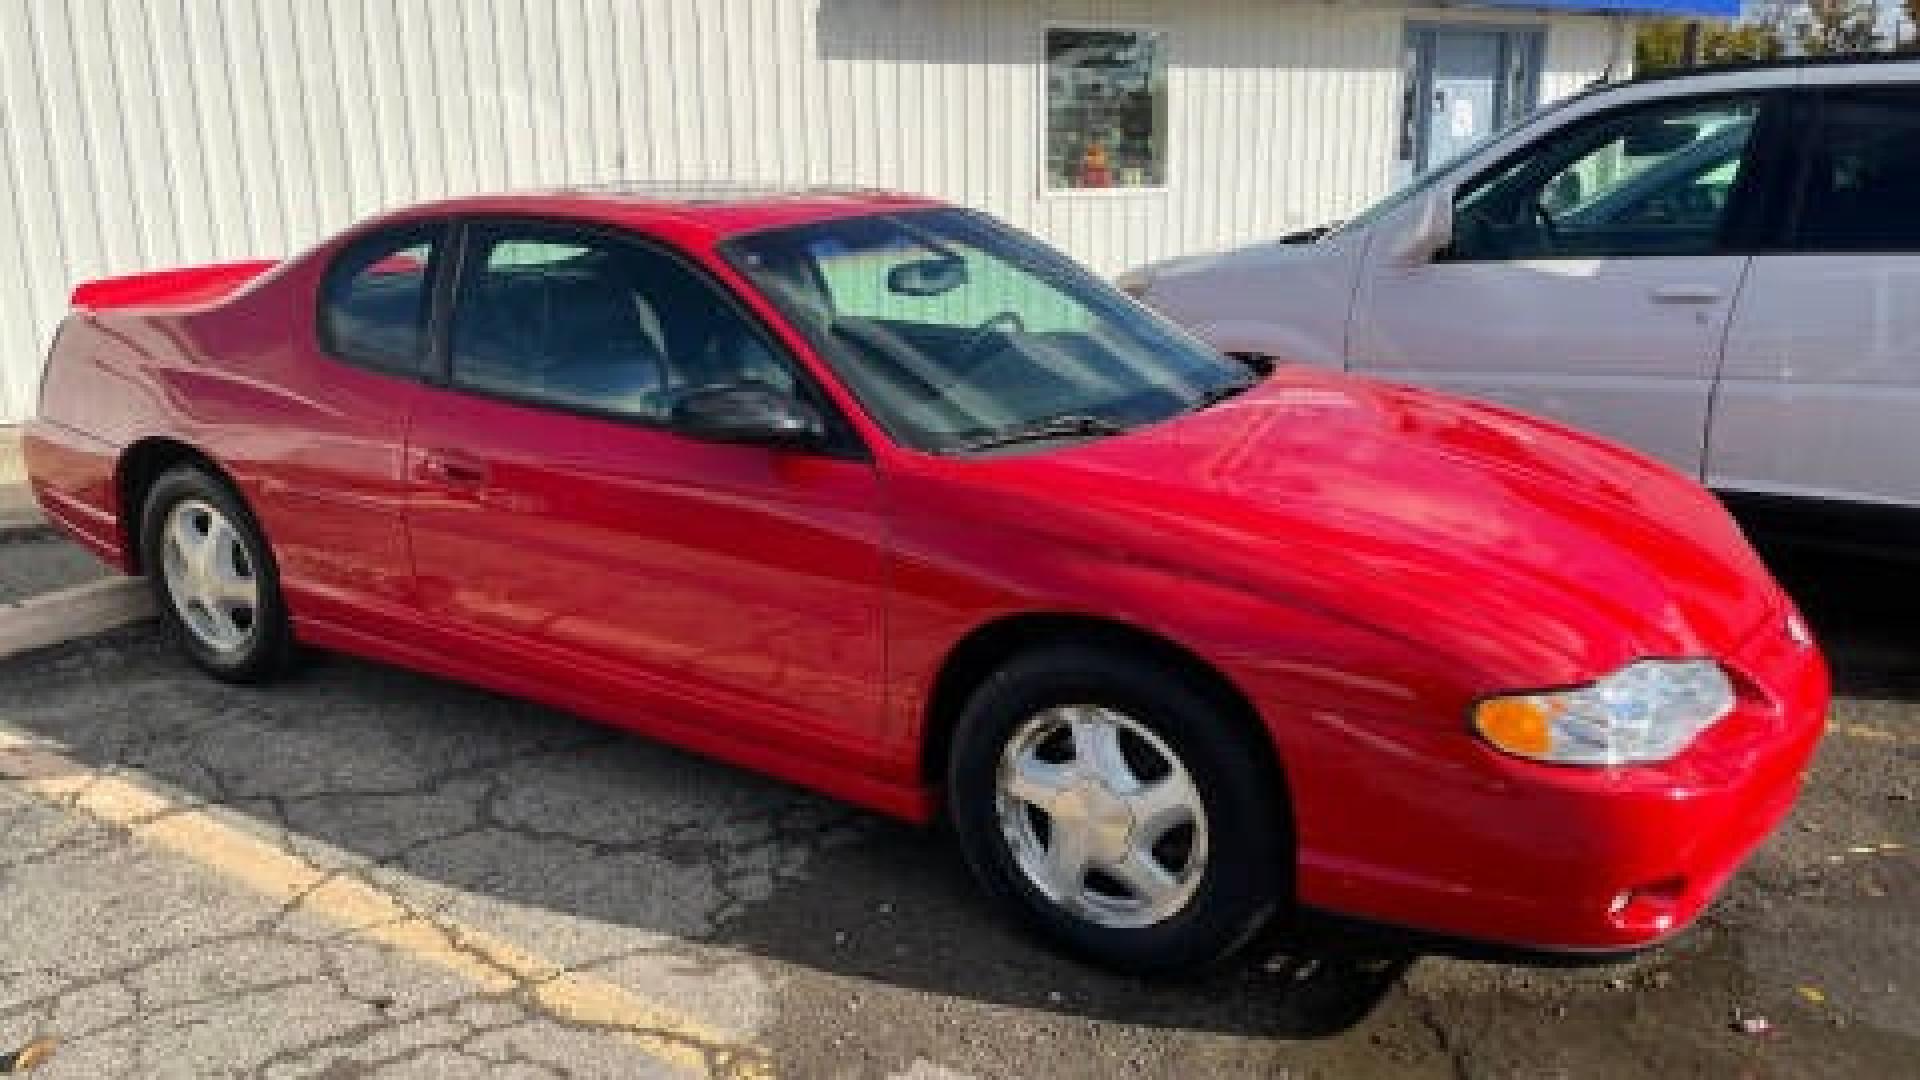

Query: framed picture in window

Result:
[1044,27,1168,193]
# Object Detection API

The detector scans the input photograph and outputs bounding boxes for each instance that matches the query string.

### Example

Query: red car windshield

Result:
[721,208,1249,454]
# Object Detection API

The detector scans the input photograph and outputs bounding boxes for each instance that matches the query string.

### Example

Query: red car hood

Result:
[994,370,1780,688]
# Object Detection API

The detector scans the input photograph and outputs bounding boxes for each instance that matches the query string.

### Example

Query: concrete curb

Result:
[0,425,21,488]
[0,576,154,661]
[0,484,43,535]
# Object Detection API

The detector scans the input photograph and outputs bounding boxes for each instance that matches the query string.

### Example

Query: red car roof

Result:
[389,186,947,239]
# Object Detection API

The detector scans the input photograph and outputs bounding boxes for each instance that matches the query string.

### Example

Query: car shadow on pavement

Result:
[0,625,1410,1045]
[715,814,1413,1040]
[1751,539,1920,700]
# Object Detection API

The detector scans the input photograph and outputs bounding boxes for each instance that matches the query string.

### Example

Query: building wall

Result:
[0,0,1624,423]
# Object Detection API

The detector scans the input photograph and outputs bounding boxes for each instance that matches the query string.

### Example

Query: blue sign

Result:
[1471,0,1741,14]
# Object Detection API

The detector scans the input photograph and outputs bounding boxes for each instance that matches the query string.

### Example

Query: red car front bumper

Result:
[1274,608,1829,954]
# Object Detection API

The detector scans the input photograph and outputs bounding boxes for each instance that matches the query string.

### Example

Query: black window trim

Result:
[315,219,452,376]
[1437,87,1795,263]
[1722,87,1803,254]
[1774,81,1920,257]
[434,214,872,462]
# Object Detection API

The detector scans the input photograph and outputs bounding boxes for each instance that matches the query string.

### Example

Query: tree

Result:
[1799,0,1882,55]
[1635,18,1786,73]
[1748,1,1802,44]
[1902,0,1920,49]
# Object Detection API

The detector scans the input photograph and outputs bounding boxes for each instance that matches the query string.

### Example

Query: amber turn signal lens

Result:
[1473,697,1555,758]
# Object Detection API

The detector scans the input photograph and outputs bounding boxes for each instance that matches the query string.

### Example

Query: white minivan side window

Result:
[1450,96,1763,261]
[1792,89,1920,253]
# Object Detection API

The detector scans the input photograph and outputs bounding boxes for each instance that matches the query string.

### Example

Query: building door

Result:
[1402,26,1545,179]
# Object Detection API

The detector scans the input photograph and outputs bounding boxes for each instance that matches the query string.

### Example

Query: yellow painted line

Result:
[1831,721,1920,750]
[0,731,773,1079]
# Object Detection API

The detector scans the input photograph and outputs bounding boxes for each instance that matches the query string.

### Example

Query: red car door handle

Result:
[419,450,489,489]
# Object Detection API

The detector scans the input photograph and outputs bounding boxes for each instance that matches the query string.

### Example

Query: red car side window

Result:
[447,223,802,425]
[318,225,445,374]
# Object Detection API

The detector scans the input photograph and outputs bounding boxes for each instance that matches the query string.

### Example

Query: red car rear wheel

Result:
[140,465,297,684]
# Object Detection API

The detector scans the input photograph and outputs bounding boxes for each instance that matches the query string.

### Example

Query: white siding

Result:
[0,0,1619,423]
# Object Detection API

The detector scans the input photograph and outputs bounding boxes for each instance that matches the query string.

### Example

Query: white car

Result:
[1124,57,1920,545]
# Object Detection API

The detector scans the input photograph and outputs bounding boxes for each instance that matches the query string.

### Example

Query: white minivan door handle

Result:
[1651,284,1723,304]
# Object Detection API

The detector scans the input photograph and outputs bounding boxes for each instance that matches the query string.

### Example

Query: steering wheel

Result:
[1530,200,1563,253]
[957,311,1025,363]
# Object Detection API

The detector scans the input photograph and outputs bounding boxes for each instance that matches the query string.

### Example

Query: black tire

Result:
[947,643,1288,976]
[139,464,296,683]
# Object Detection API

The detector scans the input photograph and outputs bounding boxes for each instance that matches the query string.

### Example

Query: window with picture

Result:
[1045,28,1167,191]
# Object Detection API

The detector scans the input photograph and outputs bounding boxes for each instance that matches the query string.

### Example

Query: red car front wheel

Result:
[947,643,1288,976]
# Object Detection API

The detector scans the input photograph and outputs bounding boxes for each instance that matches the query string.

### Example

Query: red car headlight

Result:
[1473,659,1736,766]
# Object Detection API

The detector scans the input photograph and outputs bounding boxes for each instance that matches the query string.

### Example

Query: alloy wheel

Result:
[995,704,1210,929]
[159,498,260,654]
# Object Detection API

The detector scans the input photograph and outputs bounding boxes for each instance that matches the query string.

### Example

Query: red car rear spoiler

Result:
[70,259,280,312]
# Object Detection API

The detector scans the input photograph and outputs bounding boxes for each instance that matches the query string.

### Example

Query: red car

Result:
[24,190,1827,975]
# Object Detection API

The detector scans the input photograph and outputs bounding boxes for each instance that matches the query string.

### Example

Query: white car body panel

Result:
[1713,254,1920,504]
[1142,233,1366,370]
[1349,254,1749,475]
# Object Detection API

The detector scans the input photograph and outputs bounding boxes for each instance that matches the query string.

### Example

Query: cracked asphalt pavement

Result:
[0,538,1914,1078]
